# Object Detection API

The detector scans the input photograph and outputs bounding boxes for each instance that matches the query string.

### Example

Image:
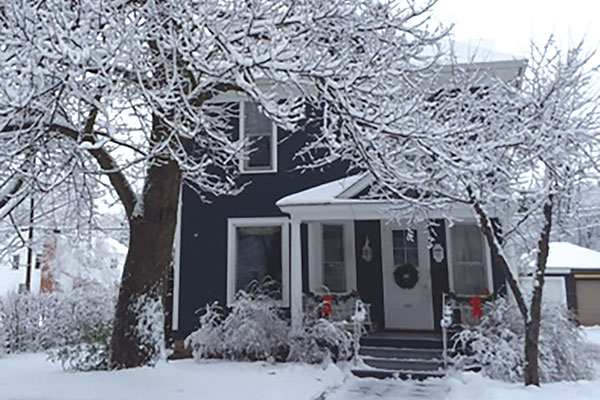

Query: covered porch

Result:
[277,174,506,332]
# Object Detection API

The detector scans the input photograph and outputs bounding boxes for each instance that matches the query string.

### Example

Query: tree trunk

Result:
[524,195,553,386]
[110,158,182,369]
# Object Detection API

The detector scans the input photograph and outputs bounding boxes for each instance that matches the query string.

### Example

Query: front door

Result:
[381,223,434,330]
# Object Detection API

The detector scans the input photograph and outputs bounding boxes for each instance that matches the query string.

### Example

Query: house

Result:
[170,46,527,344]
[521,242,600,326]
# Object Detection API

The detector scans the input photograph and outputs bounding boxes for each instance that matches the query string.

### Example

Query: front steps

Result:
[352,334,449,379]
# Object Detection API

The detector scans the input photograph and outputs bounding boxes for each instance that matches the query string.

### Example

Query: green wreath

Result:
[393,263,419,289]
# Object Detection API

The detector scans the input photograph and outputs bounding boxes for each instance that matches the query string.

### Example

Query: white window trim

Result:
[239,101,278,174]
[308,221,357,294]
[227,217,290,306]
[446,222,494,296]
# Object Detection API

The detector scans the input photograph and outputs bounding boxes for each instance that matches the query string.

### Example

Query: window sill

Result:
[239,168,278,175]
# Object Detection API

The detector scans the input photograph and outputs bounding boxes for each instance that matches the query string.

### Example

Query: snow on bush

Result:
[186,290,291,362]
[0,285,115,370]
[186,286,361,364]
[452,297,595,383]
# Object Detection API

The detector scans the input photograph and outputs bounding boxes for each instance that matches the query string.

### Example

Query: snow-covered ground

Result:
[0,353,598,400]
[1,328,600,400]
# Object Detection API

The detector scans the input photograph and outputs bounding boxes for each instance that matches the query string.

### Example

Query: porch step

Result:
[361,356,444,371]
[360,336,443,349]
[359,346,443,360]
[352,342,448,380]
[352,368,446,380]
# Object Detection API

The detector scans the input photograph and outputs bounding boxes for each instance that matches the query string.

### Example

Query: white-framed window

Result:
[448,223,492,296]
[227,217,289,305]
[392,229,419,268]
[239,102,278,173]
[308,221,356,294]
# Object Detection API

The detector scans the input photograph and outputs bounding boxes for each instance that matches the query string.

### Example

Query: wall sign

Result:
[432,243,445,263]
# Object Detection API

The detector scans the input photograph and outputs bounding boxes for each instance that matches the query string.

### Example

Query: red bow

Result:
[322,295,332,317]
[469,296,482,318]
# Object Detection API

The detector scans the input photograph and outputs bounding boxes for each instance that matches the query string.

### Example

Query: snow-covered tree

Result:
[312,37,600,385]
[0,0,447,367]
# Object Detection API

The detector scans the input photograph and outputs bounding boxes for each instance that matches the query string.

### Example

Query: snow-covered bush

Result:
[452,297,595,382]
[186,287,361,364]
[186,290,290,362]
[0,285,115,370]
[46,325,112,372]
[288,318,355,363]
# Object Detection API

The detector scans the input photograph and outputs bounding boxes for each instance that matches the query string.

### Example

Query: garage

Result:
[574,274,600,326]
[522,242,600,325]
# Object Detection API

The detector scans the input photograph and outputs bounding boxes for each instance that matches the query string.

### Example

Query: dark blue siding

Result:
[429,220,449,332]
[354,220,384,331]
[176,114,349,339]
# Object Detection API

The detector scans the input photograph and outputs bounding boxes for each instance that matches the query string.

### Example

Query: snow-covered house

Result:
[521,242,600,326]
[171,48,527,344]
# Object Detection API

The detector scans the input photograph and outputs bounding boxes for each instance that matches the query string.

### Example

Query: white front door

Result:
[381,223,434,330]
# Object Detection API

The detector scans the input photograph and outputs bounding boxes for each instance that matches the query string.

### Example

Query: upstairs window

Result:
[240,102,277,173]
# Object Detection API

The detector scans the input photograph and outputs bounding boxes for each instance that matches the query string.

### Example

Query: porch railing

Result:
[440,292,494,369]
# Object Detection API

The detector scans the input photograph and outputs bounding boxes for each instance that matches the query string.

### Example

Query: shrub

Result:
[452,296,595,383]
[186,287,362,364]
[186,290,291,362]
[0,285,116,371]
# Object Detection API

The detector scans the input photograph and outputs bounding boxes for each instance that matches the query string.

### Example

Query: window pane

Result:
[243,102,274,170]
[323,225,344,262]
[392,230,418,267]
[245,134,272,169]
[451,225,487,295]
[322,225,346,292]
[244,102,271,134]
[452,225,484,263]
[235,225,282,298]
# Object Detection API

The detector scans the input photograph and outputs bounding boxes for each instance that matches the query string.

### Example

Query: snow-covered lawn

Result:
[1,326,599,400]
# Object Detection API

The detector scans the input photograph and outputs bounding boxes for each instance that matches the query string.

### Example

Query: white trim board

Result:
[226,217,290,306]
[172,186,183,331]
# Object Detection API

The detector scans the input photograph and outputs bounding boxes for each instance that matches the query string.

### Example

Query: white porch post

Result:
[290,218,303,329]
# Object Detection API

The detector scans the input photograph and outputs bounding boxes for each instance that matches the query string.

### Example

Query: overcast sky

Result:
[432,0,600,57]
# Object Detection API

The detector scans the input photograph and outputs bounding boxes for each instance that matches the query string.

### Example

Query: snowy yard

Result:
[1,327,600,400]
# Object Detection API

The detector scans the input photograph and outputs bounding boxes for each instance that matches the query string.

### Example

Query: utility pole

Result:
[25,196,34,292]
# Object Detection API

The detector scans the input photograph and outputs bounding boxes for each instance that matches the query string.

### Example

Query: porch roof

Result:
[276,173,476,221]
[276,173,372,207]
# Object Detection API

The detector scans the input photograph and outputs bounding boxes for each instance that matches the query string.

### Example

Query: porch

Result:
[276,173,507,333]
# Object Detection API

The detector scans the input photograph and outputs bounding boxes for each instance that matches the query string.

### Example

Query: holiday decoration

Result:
[469,296,483,318]
[393,263,419,289]
[322,294,333,317]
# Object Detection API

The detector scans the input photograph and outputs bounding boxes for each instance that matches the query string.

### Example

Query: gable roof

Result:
[545,242,600,272]
[276,173,373,207]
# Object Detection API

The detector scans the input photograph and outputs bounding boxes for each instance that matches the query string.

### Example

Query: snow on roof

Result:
[546,242,600,271]
[440,39,526,65]
[276,174,368,207]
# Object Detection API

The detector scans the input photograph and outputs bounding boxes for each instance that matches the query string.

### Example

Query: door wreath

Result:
[393,263,419,289]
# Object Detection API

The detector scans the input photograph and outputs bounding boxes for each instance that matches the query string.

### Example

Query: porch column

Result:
[290,218,303,330]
